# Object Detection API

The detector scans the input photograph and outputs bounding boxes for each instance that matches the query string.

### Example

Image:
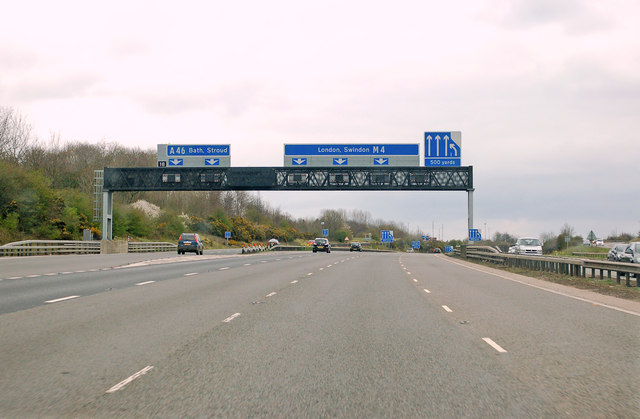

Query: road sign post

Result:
[225,231,231,245]
[322,229,329,237]
[468,229,481,242]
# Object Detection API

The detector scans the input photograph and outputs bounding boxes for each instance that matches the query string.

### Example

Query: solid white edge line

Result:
[106,366,154,393]
[184,272,198,276]
[443,257,640,317]
[136,281,155,286]
[223,313,241,323]
[219,267,230,270]
[442,305,453,313]
[483,338,508,353]
[45,295,80,304]
[266,292,277,297]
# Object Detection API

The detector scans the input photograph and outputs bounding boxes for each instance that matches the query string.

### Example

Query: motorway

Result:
[1,250,639,417]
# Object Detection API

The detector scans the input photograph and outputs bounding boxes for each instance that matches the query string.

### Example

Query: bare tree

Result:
[0,106,33,163]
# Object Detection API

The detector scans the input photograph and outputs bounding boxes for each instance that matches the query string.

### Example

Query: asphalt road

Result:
[0,251,638,417]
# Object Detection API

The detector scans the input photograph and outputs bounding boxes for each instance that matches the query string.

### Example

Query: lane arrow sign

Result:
[293,158,307,165]
[374,158,389,165]
[333,158,348,165]
[205,158,220,166]
[169,158,183,166]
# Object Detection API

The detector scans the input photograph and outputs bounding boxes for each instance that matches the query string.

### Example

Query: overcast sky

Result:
[2,0,639,240]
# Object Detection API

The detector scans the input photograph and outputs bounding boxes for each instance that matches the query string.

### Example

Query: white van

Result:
[514,237,543,256]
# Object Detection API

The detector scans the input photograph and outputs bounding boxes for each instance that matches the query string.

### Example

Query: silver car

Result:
[607,244,628,261]
[619,242,640,263]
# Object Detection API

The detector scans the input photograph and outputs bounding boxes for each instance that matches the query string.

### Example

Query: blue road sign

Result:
[381,230,394,243]
[292,158,307,165]
[168,158,184,166]
[333,158,348,165]
[285,144,419,156]
[373,158,389,165]
[424,132,461,167]
[421,235,430,241]
[445,246,453,253]
[225,231,231,239]
[205,158,220,166]
[322,229,329,237]
[411,241,420,249]
[468,229,482,242]
[167,145,230,156]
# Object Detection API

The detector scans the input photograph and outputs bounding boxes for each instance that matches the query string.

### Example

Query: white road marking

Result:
[26,274,41,278]
[266,292,277,297]
[45,295,80,304]
[327,265,333,268]
[291,280,298,284]
[106,366,154,393]
[88,269,99,272]
[75,270,86,273]
[244,263,252,266]
[223,313,241,323]
[219,267,230,270]
[412,278,418,283]
[319,267,324,271]
[483,338,508,353]
[261,260,267,263]
[8,276,22,279]
[45,273,57,276]
[184,272,198,276]
[61,272,73,274]
[442,305,453,313]
[136,281,155,286]
[276,258,281,261]
[444,258,640,317]
[307,273,313,276]
[407,272,411,275]
[424,289,431,294]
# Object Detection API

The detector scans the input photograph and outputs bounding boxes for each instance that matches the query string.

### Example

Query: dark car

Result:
[607,243,628,261]
[350,242,362,251]
[313,238,331,253]
[178,233,204,255]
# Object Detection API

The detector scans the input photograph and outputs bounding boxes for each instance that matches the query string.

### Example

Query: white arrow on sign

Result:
[334,158,347,165]
[374,158,388,165]
[293,158,307,165]
[205,158,219,165]
[169,159,183,166]
[448,143,459,156]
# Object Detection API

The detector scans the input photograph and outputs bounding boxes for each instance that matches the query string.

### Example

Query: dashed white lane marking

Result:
[412,278,418,283]
[291,280,298,284]
[8,276,22,279]
[223,313,241,323]
[106,366,154,393]
[244,263,251,266]
[26,274,41,278]
[424,289,431,294]
[260,260,267,263]
[276,258,281,261]
[407,272,412,275]
[45,295,80,304]
[327,265,333,268]
[483,338,508,353]
[219,267,230,270]
[45,273,57,276]
[319,267,324,271]
[136,281,155,286]
[75,270,86,273]
[307,273,313,276]
[442,305,453,313]
[266,292,277,297]
[184,272,198,276]
[88,269,99,272]
[61,272,73,274]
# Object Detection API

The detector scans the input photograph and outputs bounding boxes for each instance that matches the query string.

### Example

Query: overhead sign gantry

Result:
[284,144,419,167]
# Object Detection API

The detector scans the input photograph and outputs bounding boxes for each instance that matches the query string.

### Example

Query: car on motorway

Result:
[595,238,605,247]
[513,237,543,256]
[313,237,331,253]
[178,233,204,255]
[619,242,640,263]
[350,242,362,251]
[607,244,628,261]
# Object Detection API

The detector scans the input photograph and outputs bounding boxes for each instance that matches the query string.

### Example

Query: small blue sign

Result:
[292,158,307,166]
[373,158,389,165]
[168,158,184,166]
[333,158,348,165]
[468,229,482,241]
[167,145,230,156]
[421,235,430,241]
[424,132,461,167]
[381,230,394,243]
[322,229,329,237]
[445,246,453,253]
[225,231,231,239]
[205,158,220,166]
[285,144,419,156]
[411,241,420,249]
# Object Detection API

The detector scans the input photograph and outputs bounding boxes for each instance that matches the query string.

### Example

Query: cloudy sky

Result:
[2,0,639,240]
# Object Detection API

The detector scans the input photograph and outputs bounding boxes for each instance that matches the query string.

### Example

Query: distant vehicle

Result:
[607,244,628,261]
[432,248,442,253]
[595,238,604,247]
[583,239,591,246]
[268,238,279,248]
[313,238,331,253]
[513,237,543,256]
[178,233,204,255]
[619,242,640,263]
[350,242,362,252]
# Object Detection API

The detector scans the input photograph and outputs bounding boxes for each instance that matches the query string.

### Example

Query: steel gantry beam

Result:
[101,166,474,239]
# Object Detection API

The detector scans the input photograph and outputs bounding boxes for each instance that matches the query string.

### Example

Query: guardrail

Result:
[455,246,639,287]
[0,240,176,256]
